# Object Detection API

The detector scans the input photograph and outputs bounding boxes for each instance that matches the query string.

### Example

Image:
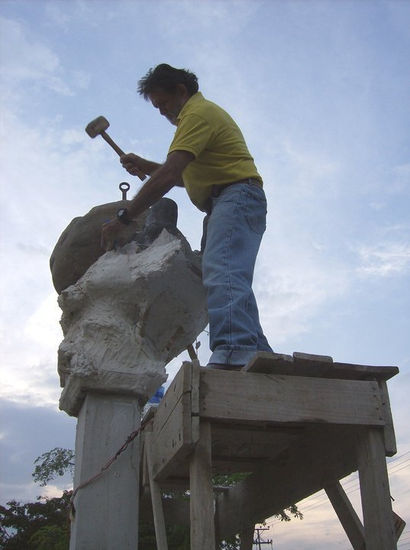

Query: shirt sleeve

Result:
[168,114,214,158]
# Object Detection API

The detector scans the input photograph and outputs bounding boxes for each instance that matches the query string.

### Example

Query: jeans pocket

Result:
[246,211,266,234]
[245,186,267,235]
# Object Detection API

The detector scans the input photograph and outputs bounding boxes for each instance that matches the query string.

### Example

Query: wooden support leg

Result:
[324,481,365,550]
[190,420,216,550]
[239,524,254,550]
[145,433,169,550]
[357,427,396,550]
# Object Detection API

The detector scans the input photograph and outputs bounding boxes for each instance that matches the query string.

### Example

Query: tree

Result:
[1,448,302,549]
[0,492,71,550]
[0,448,74,549]
[32,448,75,487]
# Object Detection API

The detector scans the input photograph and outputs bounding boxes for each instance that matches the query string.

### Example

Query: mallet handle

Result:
[101,131,146,181]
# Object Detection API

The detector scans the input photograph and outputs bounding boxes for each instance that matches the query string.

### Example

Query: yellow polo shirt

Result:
[168,92,262,211]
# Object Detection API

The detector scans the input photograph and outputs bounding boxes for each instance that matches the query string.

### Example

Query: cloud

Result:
[43,2,74,30]
[0,16,73,97]
[391,163,410,195]
[356,242,410,277]
[0,399,76,504]
[0,14,91,107]
[153,0,257,38]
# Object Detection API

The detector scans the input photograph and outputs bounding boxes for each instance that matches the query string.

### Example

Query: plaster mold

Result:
[58,229,207,416]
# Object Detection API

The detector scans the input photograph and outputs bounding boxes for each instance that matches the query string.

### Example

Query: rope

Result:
[69,426,141,519]
[69,347,198,520]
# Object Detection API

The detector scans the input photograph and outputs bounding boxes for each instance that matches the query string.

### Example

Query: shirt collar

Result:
[177,92,203,122]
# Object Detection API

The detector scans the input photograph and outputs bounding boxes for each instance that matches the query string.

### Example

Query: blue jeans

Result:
[202,182,273,365]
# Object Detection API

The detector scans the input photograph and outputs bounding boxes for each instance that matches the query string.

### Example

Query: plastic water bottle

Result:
[142,385,165,417]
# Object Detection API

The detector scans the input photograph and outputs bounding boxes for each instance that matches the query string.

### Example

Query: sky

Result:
[0,0,409,547]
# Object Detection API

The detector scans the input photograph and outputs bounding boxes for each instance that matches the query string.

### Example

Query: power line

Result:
[388,450,410,464]
[253,527,273,549]
[264,451,410,527]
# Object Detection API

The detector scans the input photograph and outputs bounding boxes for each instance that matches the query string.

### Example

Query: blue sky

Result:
[0,0,409,547]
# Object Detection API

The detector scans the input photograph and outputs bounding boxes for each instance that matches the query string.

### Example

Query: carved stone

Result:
[50,200,147,294]
[57,229,207,416]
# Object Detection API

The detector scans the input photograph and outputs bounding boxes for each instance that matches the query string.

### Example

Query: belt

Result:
[211,178,261,198]
[203,178,261,215]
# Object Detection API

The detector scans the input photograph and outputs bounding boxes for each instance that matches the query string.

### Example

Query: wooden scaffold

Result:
[139,351,404,550]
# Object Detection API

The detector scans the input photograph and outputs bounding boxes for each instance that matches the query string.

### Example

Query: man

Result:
[101,64,272,369]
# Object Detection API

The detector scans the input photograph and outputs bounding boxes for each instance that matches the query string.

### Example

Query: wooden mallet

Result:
[85,115,146,181]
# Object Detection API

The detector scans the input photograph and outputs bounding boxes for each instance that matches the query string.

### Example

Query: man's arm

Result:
[121,153,185,186]
[101,150,193,250]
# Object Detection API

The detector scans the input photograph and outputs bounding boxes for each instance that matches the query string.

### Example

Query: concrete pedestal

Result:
[70,392,141,550]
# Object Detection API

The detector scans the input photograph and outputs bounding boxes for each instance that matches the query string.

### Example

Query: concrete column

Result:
[70,392,141,550]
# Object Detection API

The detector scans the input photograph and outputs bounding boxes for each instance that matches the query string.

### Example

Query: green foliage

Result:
[276,503,304,522]
[0,492,71,550]
[12,447,303,550]
[29,525,70,550]
[212,472,250,487]
[212,472,303,523]
[139,523,190,549]
[32,448,75,487]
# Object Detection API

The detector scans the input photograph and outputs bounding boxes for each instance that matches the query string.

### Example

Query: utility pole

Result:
[254,526,273,549]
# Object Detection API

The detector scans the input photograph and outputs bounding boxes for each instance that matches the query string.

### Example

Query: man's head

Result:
[138,64,199,125]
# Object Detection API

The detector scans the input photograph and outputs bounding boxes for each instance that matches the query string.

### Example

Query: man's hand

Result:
[101,218,128,251]
[120,153,148,177]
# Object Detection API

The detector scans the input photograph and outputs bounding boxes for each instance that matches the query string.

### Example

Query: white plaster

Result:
[58,230,207,415]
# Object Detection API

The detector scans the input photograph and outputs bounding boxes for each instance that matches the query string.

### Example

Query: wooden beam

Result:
[200,369,384,426]
[190,421,215,550]
[393,511,406,541]
[244,352,398,381]
[239,525,254,550]
[324,481,365,550]
[215,426,360,538]
[378,380,397,456]
[357,427,397,550]
[152,363,195,481]
[191,360,200,444]
[145,432,169,550]
[153,362,192,435]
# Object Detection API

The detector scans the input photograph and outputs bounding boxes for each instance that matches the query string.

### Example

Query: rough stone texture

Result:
[50,200,147,294]
[58,229,207,415]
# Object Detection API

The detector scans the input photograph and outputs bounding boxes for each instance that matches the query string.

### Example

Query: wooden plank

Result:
[144,432,169,550]
[153,362,192,435]
[331,362,398,381]
[293,351,333,363]
[244,352,399,381]
[357,427,397,549]
[200,369,384,426]
[152,397,193,481]
[393,511,406,541]
[378,380,397,456]
[292,352,334,377]
[324,481,365,550]
[215,425,360,539]
[152,363,195,481]
[211,425,300,463]
[140,430,150,493]
[190,421,216,550]
[239,525,254,550]
[245,352,305,377]
[191,360,200,445]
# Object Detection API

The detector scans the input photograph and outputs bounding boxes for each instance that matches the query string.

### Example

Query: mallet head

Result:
[85,116,110,138]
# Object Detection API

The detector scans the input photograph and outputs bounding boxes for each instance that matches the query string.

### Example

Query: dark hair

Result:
[137,64,199,99]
